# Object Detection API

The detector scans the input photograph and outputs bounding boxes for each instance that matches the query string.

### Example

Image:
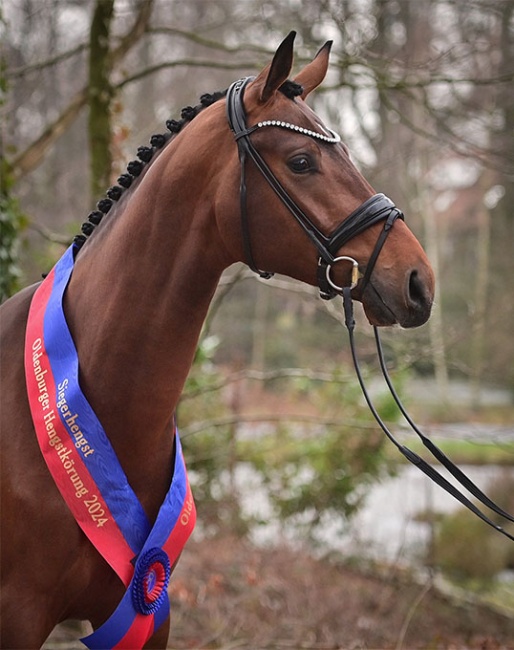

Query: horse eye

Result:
[288,155,314,174]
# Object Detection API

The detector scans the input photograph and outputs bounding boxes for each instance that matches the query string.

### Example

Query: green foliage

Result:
[431,473,514,584]
[246,424,385,526]
[180,337,399,539]
[0,50,28,303]
[0,169,28,302]
[433,511,510,583]
[179,336,250,535]
[245,375,397,536]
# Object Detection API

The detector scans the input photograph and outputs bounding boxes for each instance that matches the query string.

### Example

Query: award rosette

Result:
[24,245,196,649]
[132,548,171,615]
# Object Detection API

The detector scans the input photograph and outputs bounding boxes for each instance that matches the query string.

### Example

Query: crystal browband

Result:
[255,120,341,143]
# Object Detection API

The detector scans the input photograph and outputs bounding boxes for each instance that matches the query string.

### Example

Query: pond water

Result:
[317,464,512,563]
[233,461,514,565]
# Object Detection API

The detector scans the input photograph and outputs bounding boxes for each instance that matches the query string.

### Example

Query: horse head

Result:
[213,31,435,328]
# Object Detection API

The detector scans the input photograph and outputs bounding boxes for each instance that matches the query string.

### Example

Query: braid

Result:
[72,88,228,253]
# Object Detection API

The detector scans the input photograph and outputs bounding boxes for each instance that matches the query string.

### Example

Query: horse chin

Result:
[361,296,398,327]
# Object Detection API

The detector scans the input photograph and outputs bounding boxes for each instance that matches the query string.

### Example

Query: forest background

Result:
[0,0,514,647]
[2,1,514,647]
[3,0,513,393]
[2,0,514,561]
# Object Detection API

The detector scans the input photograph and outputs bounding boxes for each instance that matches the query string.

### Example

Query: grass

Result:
[485,579,514,615]
[441,575,514,618]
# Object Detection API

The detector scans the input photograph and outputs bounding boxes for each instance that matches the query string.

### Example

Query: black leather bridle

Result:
[226,77,404,300]
[226,75,514,544]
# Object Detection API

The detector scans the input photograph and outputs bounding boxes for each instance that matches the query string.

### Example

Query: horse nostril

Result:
[408,269,428,309]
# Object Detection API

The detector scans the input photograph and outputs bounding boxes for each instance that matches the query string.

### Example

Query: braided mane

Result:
[74,80,303,251]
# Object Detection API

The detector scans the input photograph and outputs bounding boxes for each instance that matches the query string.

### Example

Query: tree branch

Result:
[6,0,154,80]
[6,43,88,79]
[147,26,271,56]
[10,87,89,181]
[182,367,355,401]
[110,0,155,67]
[28,221,72,246]
[114,58,260,90]
[9,0,155,183]
[180,413,382,438]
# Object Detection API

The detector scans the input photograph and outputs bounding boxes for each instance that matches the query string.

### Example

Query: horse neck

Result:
[63,127,233,503]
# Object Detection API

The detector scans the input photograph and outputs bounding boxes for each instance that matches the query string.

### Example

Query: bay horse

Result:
[0,32,434,649]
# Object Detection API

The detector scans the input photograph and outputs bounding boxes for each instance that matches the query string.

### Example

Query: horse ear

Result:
[253,31,296,103]
[294,40,332,99]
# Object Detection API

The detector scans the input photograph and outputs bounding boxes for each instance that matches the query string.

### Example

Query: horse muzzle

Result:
[361,264,434,328]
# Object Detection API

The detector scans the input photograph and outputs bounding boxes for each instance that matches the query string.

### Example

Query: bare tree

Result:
[3,0,513,389]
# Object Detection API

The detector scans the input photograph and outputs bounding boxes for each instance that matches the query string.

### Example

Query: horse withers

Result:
[0,32,434,649]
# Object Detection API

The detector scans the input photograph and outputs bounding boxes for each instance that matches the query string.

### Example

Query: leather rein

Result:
[226,76,514,543]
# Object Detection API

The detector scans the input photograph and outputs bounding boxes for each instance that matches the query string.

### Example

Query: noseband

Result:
[226,77,404,299]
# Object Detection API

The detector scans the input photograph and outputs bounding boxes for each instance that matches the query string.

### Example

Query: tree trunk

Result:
[470,198,490,407]
[88,0,115,201]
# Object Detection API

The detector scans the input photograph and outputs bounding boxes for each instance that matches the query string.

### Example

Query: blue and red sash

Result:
[24,245,196,649]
